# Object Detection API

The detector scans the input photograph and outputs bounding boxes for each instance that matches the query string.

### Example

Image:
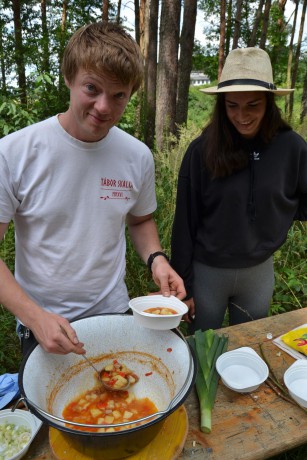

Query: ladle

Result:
[81,354,131,391]
[59,325,132,391]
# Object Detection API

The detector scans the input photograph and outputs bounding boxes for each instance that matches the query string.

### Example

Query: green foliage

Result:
[0,73,64,138]
[192,40,219,81]
[267,3,289,48]
[126,124,201,298]
[0,99,38,137]
[0,306,21,374]
[187,86,214,129]
[271,222,307,315]
[0,224,22,373]
[0,223,15,274]
[117,94,140,136]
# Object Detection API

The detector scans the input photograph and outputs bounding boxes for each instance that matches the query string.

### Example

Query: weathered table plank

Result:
[179,308,307,459]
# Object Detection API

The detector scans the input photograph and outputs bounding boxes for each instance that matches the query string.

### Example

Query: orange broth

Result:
[62,387,158,432]
[144,307,177,315]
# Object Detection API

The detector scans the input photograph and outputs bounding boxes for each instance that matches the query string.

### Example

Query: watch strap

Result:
[147,251,169,272]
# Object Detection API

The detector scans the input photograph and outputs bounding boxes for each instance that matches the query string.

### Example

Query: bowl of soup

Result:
[18,314,196,459]
[129,295,188,330]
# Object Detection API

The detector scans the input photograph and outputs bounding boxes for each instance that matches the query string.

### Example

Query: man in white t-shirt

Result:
[0,21,186,356]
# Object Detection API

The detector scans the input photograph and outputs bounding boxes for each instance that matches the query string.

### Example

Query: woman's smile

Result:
[225,91,267,138]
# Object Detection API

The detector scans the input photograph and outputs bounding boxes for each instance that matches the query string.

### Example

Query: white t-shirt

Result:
[0,116,157,320]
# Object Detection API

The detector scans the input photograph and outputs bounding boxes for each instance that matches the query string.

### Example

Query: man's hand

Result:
[30,310,85,355]
[151,256,186,300]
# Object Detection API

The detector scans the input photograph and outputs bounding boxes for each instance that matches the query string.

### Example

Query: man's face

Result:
[225,91,267,139]
[63,69,133,142]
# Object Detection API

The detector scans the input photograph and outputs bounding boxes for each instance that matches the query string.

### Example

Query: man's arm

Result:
[0,222,85,354]
[126,213,186,300]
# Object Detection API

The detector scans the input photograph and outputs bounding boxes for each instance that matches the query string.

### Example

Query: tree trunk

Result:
[134,0,140,45]
[259,0,271,49]
[141,0,158,149]
[248,0,265,47]
[0,23,6,93]
[58,0,68,98]
[289,0,307,118]
[300,62,307,124]
[12,0,27,105]
[232,0,243,49]
[102,0,109,21]
[218,0,226,78]
[285,0,299,117]
[176,0,197,127]
[225,0,232,56]
[41,0,50,74]
[270,0,289,70]
[139,0,145,50]
[116,0,122,23]
[155,0,181,150]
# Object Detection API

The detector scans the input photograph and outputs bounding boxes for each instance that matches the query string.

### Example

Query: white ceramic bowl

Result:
[0,409,42,460]
[129,295,188,330]
[284,360,307,408]
[216,347,269,393]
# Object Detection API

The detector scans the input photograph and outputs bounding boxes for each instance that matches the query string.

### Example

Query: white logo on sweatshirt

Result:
[253,151,260,160]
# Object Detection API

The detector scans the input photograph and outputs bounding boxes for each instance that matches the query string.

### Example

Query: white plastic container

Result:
[284,360,307,408]
[215,347,269,393]
[129,295,188,330]
[0,409,42,460]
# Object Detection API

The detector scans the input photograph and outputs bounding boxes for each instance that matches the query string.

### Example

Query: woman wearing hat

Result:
[171,47,307,332]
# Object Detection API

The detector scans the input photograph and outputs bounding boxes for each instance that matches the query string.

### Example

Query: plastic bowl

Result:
[129,295,188,330]
[284,360,307,408]
[0,409,42,460]
[215,347,269,393]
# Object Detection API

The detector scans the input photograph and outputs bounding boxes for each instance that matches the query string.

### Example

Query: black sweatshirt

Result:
[171,129,307,299]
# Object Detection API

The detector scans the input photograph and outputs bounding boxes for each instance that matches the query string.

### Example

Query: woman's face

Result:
[225,91,267,138]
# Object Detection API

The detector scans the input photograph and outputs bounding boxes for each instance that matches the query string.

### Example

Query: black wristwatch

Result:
[147,251,169,273]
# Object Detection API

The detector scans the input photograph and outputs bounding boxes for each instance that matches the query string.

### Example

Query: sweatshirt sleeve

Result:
[170,138,203,299]
[294,136,307,221]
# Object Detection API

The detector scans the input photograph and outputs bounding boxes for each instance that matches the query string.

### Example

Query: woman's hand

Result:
[182,298,195,323]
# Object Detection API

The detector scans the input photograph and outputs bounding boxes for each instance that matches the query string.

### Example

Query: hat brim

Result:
[200,85,294,96]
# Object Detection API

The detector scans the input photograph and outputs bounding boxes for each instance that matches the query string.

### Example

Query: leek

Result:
[188,329,228,433]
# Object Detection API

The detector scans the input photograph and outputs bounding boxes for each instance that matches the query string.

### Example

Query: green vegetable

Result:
[188,329,228,434]
[0,422,31,460]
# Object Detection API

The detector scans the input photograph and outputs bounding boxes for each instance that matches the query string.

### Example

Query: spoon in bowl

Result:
[81,354,138,392]
[59,325,136,391]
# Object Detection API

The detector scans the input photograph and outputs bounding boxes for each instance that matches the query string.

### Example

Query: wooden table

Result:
[22,308,307,460]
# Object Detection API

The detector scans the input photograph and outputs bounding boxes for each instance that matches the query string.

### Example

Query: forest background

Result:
[0,2,306,456]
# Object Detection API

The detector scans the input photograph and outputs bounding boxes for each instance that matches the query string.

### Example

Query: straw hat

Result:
[201,47,293,96]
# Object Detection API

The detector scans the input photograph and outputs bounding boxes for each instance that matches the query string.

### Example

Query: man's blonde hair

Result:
[62,21,144,95]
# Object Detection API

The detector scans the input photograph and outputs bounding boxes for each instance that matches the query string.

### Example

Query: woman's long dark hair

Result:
[202,92,292,178]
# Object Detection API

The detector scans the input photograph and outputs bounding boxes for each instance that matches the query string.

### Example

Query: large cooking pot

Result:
[19,314,196,459]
